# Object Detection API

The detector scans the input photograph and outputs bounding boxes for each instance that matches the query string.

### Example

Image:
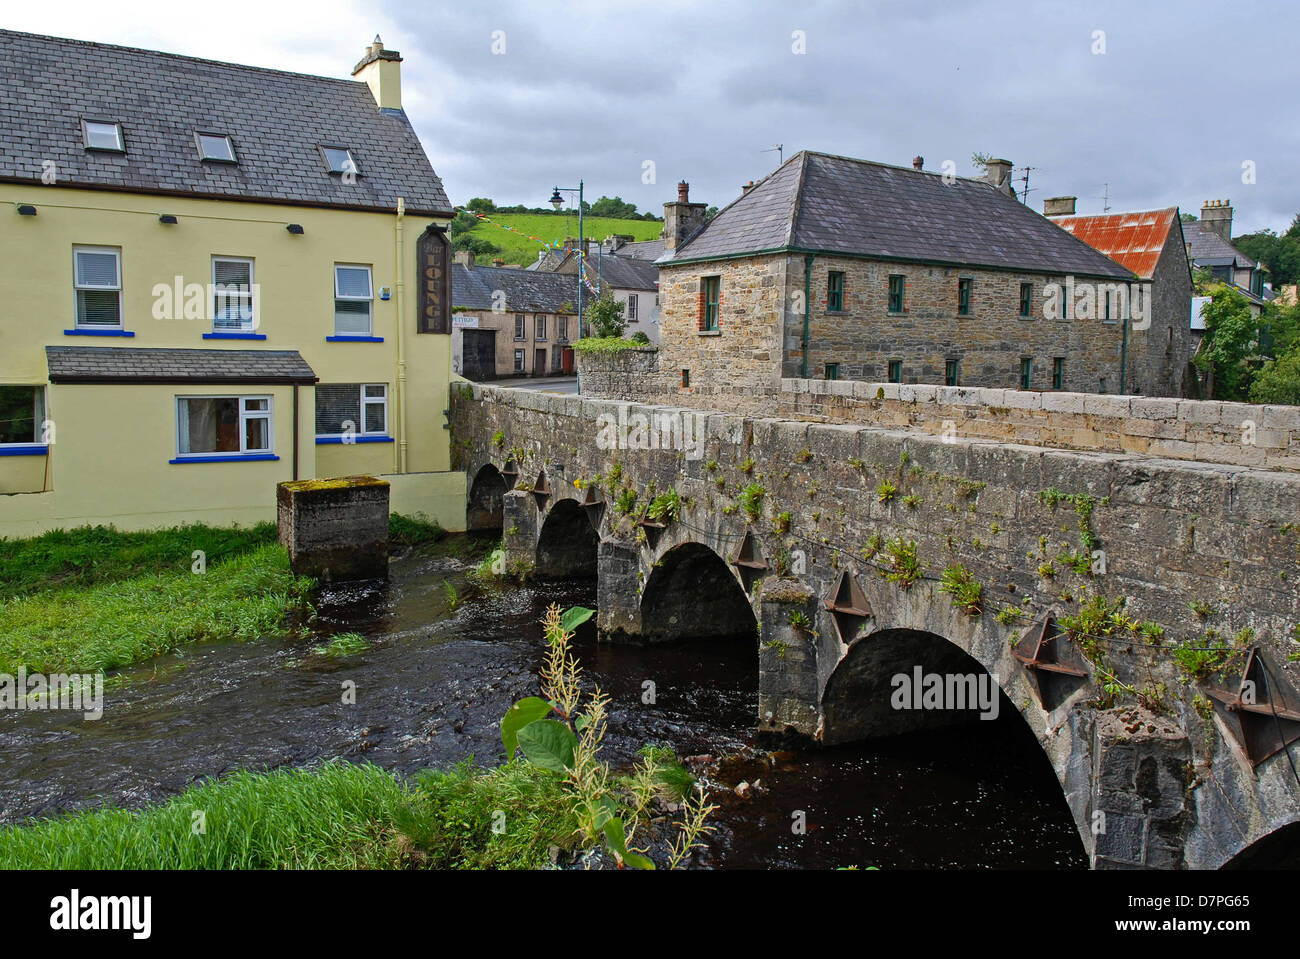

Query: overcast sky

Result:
[7,0,1298,235]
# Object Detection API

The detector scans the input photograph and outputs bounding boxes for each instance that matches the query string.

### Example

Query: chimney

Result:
[984,158,1013,196]
[454,251,474,269]
[352,35,403,111]
[492,258,505,267]
[662,181,708,252]
[1043,196,1077,217]
[912,156,924,171]
[741,180,757,195]
[1201,199,1233,241]
[605,234,632,253]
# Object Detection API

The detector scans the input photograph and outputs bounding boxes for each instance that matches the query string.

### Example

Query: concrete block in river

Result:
[277,475,390,582]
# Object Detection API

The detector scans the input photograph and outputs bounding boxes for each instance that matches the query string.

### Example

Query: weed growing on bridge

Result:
[646,489,681,523]
[903,494,923,510]
[875,479,898,503]
[1172,636,1237,682]
[491,430,505,449]
[614,488,638,517]
[738,483,767,522]
[939,564,983,615]
[881,537,921,589]
[772,511,792,535]
[1189,599,1216,620]
[738,457,755,474]
[788,610,814,631]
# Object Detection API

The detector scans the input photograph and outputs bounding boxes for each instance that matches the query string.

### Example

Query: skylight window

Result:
[83,120,124,152]
[196,132,237,163]
[321,146,358,176]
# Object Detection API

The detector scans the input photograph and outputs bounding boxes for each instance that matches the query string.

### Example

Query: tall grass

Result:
[0,762,410,869]
[0,543,314,674]
[0,522,277,601]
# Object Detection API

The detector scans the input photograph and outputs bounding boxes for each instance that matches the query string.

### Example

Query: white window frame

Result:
[175,395,274,458]
[314,384,388,439]
[514,314,526,340]
[0,385,47,447]
[513,350,525,373]
[196,132,237,163]
[212,256,256,331]
[72,245,122,329]
[333,264,373,335]
[535,314,547,341]
[627,294,638,320]
[82,119,124,152]
[321,146,358,175]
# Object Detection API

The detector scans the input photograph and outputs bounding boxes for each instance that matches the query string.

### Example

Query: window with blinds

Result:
[74,247,122,328]
[213,257,255,330]
[334,265,372,335]
[315,383,387,438]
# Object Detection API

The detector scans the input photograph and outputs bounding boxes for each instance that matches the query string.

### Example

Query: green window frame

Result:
[945,359,959,386]
[825,362,839,380]
[888,275,905,313]
[827,271,845,311]
[1052,357,1065,390]
[957,277,972,315]
[702,275,720,331]
[1019,282,1033,317]
[888,360,902,383]
[1020,356,1033,389]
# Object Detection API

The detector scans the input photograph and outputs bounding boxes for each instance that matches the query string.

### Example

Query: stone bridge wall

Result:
[451,383,1300,869]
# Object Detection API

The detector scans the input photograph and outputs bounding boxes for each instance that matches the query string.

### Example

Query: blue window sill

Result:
[0,444,48,457]
[315,435,394,445]
[203,331,267,340]
[64,329,135,337]
[169,454,280,464]
[326,335,384,343]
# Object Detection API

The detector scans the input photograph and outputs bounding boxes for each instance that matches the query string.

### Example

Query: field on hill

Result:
[461,212,663,266]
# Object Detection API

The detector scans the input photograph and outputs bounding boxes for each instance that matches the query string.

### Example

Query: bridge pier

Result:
[756,578,824,742]
[596,539,644,639]
[501,490,537,576]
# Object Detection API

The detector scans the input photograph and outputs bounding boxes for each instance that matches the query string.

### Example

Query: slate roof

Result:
[0,29,452,216]
[661,151,1133,280]
[1182,221,1259,270]
[551,250,659,291]
[614,238,665,260]
[452,264,580,313]
[46,346,318,384]
[1054,208,1181,280]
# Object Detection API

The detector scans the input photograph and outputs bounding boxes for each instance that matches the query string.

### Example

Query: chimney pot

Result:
[677,181,690,203]
[912,156,924,171]
[454,250,475,269]
[353,36,403,110]
[1200,198,1234,241]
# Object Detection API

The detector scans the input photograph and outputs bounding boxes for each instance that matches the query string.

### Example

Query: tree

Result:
[584,293,627,339]
[466,197,495,214]
[1250,350,1300,405]
[1180,213,1199,223]
[1195,284,1258,401]
[588,195,640,219]
[451,234,501,258]
[448,210,478,238]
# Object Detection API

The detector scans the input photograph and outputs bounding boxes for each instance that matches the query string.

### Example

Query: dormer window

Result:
[82,120,124,153]
[320,146,358,176]
[196,132,237,163]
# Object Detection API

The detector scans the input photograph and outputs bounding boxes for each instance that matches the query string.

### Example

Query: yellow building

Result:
[0,31,466,537]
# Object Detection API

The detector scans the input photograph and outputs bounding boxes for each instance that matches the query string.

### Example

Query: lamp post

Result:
[550,181,584,394]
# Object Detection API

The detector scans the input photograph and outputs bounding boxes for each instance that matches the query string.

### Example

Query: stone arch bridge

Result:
[451,383,1300,869]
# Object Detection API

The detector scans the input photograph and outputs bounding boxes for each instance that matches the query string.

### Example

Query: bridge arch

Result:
[639,541,757,643]
[467,463,507,531]
[535,497,598,579]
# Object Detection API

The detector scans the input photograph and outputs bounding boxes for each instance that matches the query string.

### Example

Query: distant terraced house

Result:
[0,30,464,537]
[649,153,1184,409]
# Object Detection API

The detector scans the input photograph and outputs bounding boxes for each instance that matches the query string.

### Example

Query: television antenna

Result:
[762,143,784,165]
[1100,182,1112,213]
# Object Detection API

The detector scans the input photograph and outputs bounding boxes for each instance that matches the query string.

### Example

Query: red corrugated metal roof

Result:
[1054,208,1178,280]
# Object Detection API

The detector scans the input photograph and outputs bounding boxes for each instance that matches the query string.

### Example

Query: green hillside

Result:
[461,213,662,266]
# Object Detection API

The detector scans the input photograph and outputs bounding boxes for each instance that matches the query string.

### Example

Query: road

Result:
[488,375,579,395]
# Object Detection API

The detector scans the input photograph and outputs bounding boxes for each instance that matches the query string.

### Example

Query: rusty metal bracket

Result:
[500,458,519,485]
[730,529,768,594]
[1206,648,1300,767]
[530,470,551,510]
[823,569,872,645]
[1013,610,1089,710]
[579,487,605,532]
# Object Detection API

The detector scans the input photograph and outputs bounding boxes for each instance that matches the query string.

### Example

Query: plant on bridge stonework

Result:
[500,605,717,869]
[491,430,505,449]
[737,483,766,522]
[938,565,983,615]
[645,489,681,523]
[613,487,638,517]
[881,537,921,589]
[772,511,792,535]
[875,479,898,503]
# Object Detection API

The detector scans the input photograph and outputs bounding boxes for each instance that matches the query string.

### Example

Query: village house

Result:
[451,253,579,379]
[1183,200,1270,314]
[0,31,464,536]
[645,153,1166,411]
[1047,200,1194,396]
[550,238,661,343]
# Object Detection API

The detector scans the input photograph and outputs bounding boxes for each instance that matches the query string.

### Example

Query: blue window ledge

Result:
[325,335,384,343]
[0,444,49,457]
[315,435,394,445]
[203,331,267,340]
[64,329,135,337]
[169,453,280,464]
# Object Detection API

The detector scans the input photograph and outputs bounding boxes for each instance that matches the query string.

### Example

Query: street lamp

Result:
[549,181,584,338]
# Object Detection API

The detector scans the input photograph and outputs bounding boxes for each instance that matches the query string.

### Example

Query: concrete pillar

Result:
[276,476,389,582]
[501,489,537,576]
[596,538,643,639]
[756,577,822,743]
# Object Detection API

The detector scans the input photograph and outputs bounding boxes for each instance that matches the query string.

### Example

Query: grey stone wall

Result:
[276,476,390,581]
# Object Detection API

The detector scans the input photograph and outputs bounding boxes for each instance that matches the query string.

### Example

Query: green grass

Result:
[0,543,315,675]
[0,762,411,869]
[313,632,370,658]
[0,522,277,602]
[387,513,446,549]
[462,213,663,267]
[0,759,580,870]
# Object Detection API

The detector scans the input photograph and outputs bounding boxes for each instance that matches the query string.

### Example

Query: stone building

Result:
[1049,202,1194,396]
[645,153,1171,411]
[551,242,661,343]
[1183,200,1269,314]
[451,254,579,379]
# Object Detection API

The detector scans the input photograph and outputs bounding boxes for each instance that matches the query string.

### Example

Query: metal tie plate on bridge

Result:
[823,569,873,645]
[1205,648,1300,767]
[730,529,768,594]
[579,487,605,531]
[531,470,551,511]
[1013,611,1090,711]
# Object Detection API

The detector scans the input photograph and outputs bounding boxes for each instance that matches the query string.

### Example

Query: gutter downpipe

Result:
[1120,308,1129,394]
[801,253,814,378]
[395,197,408,473]
[292,384,300,480]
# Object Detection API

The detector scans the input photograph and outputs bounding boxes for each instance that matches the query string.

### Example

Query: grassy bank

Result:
[463,212,662,266]
[0,760,577,870]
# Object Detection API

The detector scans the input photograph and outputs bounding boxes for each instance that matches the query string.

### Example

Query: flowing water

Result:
[0,539,1086,869]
